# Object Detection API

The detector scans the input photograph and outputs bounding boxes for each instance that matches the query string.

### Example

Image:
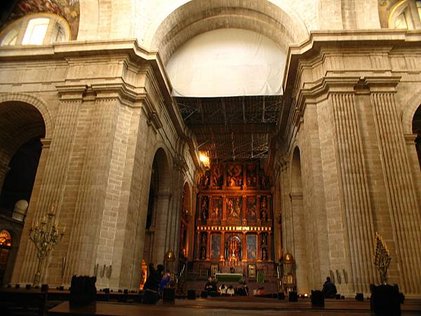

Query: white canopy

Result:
[166,28,286,97]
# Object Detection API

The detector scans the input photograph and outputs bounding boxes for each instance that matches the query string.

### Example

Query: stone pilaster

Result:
[331,92,376,293]
[12,84,85,285]
[154,191,172,263]
[370,90,421,294]
[289,191,309,292]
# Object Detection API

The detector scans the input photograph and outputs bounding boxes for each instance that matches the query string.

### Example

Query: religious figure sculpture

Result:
[211,164,223,188]
[246,163,257,187]
[247,196,257,220]
[201,196,209,222]
[200,233,207,260]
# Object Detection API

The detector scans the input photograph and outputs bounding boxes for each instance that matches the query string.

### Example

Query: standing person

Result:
[143,264,158,304]
[322,277,337,298]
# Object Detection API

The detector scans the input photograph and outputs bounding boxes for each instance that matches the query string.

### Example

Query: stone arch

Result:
[0,98,47,206]
[150,0,309,65]
[0,93,53,139]
[402,89,421,135]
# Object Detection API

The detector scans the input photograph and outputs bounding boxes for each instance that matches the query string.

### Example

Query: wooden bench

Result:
[0,289,47,316]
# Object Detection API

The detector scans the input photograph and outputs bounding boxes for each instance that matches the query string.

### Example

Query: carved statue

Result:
[201,196,209,222]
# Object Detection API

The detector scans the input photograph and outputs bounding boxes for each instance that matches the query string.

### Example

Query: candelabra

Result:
[374,232,391,284]
[29,212,64,286]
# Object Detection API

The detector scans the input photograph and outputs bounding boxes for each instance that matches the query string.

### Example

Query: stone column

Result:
[370,89,421,294]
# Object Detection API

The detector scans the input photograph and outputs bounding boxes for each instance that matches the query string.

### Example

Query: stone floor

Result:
[48,296,421,316]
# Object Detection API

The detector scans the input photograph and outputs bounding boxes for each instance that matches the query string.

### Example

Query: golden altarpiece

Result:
[192,161,275,281]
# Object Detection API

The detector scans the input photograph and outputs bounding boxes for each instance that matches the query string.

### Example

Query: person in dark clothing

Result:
[204,277,217,292]
[322,277,337,298]
[143,263,165,304]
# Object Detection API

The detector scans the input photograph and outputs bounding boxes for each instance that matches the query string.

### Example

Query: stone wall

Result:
[278,31,421,296]
[0,41,196,290]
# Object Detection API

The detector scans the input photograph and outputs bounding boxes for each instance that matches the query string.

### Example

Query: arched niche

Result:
[143,147,171,266]
[288,146,309,294]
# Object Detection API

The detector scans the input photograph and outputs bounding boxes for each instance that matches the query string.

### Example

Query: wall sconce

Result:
[97,264,112,279]
[199,152,210,169]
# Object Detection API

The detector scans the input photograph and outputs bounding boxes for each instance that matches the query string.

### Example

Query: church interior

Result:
[0,0,421,314]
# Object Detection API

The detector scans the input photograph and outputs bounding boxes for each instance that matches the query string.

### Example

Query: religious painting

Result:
[210,197,222,221]
[246,196,257,221]
[226,163,243,187]
[226,196,242,219]
[211,234,221,259]
[210,263,219,277]
[248,264,256,279]
[246,234,257,259]
[246,163,258,187]
[211,163,223,188]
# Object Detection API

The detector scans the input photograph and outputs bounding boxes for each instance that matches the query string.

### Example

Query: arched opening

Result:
[0,13,72,46]
[142,148,171,269]
[0,101,45,215]
[0,138,42,213]
[0,100,45,285]
[413,104,421,169]
[388,0,421,30]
